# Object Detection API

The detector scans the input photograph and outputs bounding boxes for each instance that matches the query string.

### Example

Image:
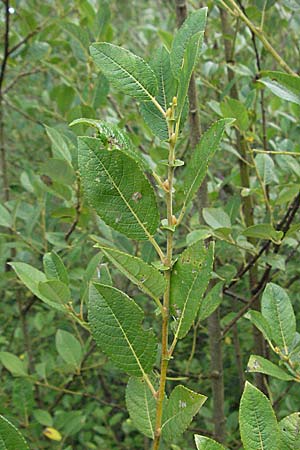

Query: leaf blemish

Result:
[132,192,142,202]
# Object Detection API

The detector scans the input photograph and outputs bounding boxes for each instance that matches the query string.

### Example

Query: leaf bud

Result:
[162,179,170,192]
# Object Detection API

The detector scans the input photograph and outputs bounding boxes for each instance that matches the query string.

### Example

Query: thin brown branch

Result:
[65,174,81,241]
[0,0,10,92]
[3,69,43,94]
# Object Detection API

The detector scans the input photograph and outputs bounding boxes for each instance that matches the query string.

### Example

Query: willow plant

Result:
[72,8,232,449]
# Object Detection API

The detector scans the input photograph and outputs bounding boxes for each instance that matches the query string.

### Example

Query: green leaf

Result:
[203,208,231,230]
[140,47,175,140]
[0,352,27,377]
[255,154,278,186]
[0,415,29,450]
[12,379,34,423]
[220,98,249,131]
[198,282,223,321]
[170,8,207,79]
[259,71,300,105]
[95,245,165,303]
[181,119,233,218]
[9,262,66,312]
[88,283,157,376]
[38,280,71,307]
[171,242,214,339]
[243,224,283,244]
[70,119,148,169]
[45,125,72,162]
[162,385,207,441]
[40,159,75,186]
[262,283,296,355]
[254,0,276,10]
[126,377,156,439]
[280,413,300,449]
[247,355,294,381]
[55,330,83,369]
[43,251,69,285]
[195,435,227,449]
[239,382,279,450]
[90,42,158,101]
[62,21,89,54]
[33,409,53,427]
[0,204,12,228]
[244,310,274,347]
[78,137,159,240]
[176,32,202,121]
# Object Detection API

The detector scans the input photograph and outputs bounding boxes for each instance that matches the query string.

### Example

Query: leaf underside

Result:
[95,245,165,301]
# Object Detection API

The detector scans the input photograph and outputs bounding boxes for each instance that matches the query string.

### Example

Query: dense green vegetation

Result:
[1,1,300,449]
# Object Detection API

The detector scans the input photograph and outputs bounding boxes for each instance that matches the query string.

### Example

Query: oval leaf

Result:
[239,382,279,450]
[0,352,27,377]
[280,413,300,449]
[140,47,175,140]
[261,283,296,355]
[9,262,65,312]
[0,415,29,450]
[247,355,294,381]
[195,435,227,449]
[162,385,207,441]
[126,377,156,439]
[170,242,214,339]
[43,251,69,284]
[181,119,234,220]
[55,330,82,369]
[88,283,157,376]
[95,245,165,303]
[38,280,71,306]
[170,8,207,78]
[70,119,148,169]
[78,137,160,240]
[90,42,158,101]
[259,71,300,105]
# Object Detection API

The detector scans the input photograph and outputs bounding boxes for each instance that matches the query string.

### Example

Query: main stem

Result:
[153,108,176,450]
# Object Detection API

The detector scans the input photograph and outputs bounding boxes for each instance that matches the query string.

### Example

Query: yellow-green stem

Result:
[153,116,176,450]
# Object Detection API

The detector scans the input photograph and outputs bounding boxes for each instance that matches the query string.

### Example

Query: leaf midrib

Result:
[91,145,154,240]
[101,248,162,302]
[102,294,148,377]
[96,46,155,101]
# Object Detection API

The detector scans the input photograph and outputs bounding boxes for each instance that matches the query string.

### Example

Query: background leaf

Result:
[261,283,296,355]
[259,71,300,105]
[55,330,83,369]
[170,8,207,78]
[0,352,27,377]
[9,262,66,312]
